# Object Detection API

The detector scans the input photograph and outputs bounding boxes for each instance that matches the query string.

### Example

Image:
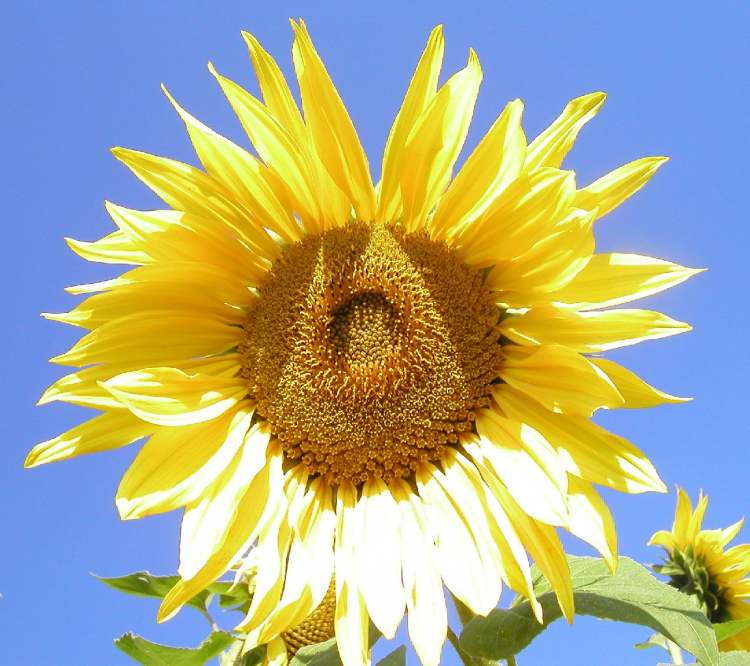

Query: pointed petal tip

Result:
[24,449,41,469]
[588,91,608,106]
[160,82,175,103]
[115,498,139,521]
[467,47,482,72]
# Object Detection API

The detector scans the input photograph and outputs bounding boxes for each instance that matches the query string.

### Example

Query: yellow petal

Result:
[719,518,745,548]
[487,206,595,299]
[439,451,507,611]
[500,305,691,353]
[499,344,623,416]
[46,279,248,331]
[566,476,618,571]
[51,312,241,367]
[256,478,335,642]
[473,411,569,526]
[494,482,575,622]
[264,638,289,666]
[495,386,666,494]
[116,404,254,519]
[358,478,405,639]
[525,92,606,170]
[391,478,447,666]
[444,450,503,600]
[26,411,153,468]
[431,99,526,240]
[461,444,542,621]
[456,168,575,265]
[575,156,668,220]
[687,492,708,541]
[161,89,301,243]
[415,462,494,615]
[291,20,375,221]
[38,356,240,411]
[111,147,278,260]
[73,260,254,306]
[648,529,677,551]
[241,31,351,229]
[236,480,294,633]
[378,25,444,222]
[159,430,278,622]
[589,358,690,408]
[101,367,248,426]
[208,64,322,226]
[241,31,307,145]
[334,481,371,666]
[670,487,695,547]
[550,252,703,310]
[65,231,150,265]
[399,50,482,231]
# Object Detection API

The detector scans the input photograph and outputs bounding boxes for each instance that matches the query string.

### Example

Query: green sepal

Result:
[459,555,719,666]
[714,618,750,643]
[239,646,266,666]
[115,630,234,665]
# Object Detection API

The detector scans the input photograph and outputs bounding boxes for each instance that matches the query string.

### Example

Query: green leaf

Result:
[206,581,253,611]
[97,571,211,612]
[97,571,252,614]
[115,631,234,666]
[718,652,750,665]
[376,646,406,665]
[289,622,382,666]
[714,618,750,643]
[289,637,340,666]
[459,556,718,666]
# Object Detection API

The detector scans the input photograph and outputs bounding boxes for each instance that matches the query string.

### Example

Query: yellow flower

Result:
[651,489,750,651]
[29,21,699,666]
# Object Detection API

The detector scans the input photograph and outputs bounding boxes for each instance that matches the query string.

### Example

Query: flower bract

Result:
[651,489,750,651]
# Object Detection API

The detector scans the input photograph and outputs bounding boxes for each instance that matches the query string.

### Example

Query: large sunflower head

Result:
[651,489,750,651]
[29,21,700,666]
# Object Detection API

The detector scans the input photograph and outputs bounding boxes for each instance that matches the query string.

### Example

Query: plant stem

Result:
[666,639,684,665]
[506,657,517,666]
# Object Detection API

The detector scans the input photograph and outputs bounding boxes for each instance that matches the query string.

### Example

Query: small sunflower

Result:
[651,489,750,651]
[29,21,699,666]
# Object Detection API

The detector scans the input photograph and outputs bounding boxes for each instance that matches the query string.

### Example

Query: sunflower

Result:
[28,21,700,666]
[651,489,750,651]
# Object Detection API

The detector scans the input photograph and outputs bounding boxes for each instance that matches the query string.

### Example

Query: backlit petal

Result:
[399,50,482,231]
[378,25,444,222]
[101,367,247,426]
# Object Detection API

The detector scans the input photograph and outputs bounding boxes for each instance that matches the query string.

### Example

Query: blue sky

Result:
[3,1,749,664]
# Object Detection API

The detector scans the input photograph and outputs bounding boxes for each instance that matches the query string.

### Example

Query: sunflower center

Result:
[327,292,404,366]
[240,222,502,485]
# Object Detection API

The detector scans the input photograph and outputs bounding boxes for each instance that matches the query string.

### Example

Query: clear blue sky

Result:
[3,2,749,664]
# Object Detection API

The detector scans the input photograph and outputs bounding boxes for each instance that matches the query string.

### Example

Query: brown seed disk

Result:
[281,582,336,655]
[239,222,503,485]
